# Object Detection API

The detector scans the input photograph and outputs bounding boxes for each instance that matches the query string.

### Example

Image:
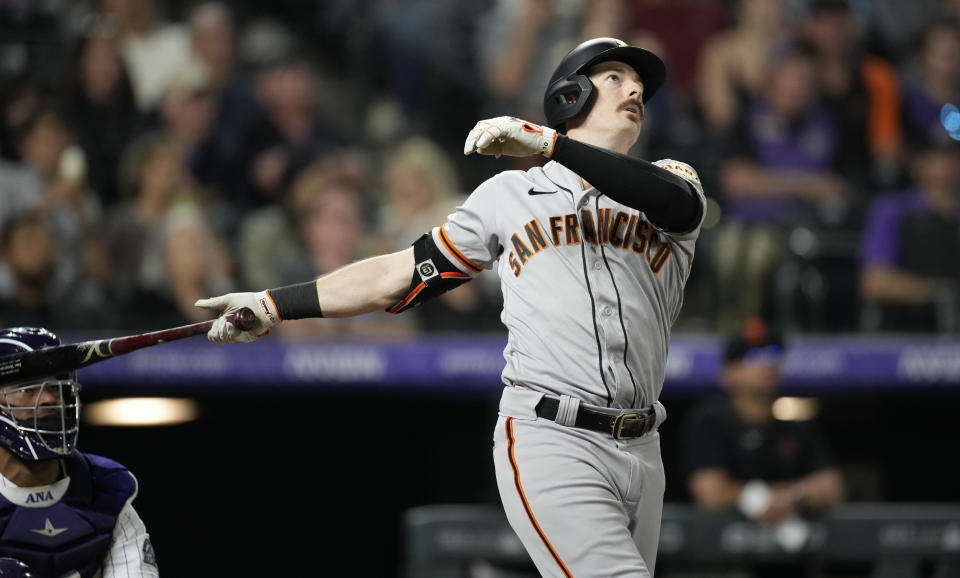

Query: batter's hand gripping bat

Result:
[0,308,256,386]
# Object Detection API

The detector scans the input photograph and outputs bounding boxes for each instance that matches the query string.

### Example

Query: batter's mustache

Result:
[620,99,645,121]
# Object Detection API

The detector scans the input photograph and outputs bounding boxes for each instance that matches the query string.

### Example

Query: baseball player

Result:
[0,327,159,578]
[197,37,705,577]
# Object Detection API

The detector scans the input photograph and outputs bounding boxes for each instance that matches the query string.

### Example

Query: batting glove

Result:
[195,290,280,344]
[463,116,557,159]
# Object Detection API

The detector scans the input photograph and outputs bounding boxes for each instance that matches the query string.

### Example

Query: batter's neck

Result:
[565,127,636,156]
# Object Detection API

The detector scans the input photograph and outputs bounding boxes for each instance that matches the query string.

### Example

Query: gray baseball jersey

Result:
[432,158,705,409]
[433,157,704,577]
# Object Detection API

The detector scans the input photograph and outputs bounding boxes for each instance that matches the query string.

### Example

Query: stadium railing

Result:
[403,502,960,578]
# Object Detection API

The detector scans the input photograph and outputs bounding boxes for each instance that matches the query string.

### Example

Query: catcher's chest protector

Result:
[0,453,136,578]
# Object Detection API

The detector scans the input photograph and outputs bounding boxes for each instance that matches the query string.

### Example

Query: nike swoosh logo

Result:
[528,188,556,195]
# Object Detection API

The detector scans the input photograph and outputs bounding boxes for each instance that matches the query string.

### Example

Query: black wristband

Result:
[267,281,323,320]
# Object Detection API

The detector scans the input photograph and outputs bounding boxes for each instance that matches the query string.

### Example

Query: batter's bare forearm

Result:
[316,249,414,317]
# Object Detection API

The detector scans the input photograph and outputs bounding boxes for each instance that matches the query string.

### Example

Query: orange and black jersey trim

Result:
[439,224,484,273]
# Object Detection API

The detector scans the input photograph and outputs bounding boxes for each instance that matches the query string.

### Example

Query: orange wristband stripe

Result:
[262,290,282,321]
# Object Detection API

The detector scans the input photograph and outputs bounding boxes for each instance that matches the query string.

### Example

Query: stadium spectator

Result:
[900,21,960,149]
[864,0,960,63]
[62,22,145,208]
[682,318,845,576]
[104,133,233,329]
[0,76,42,162]
[800,0,903,191]
[713,41,847,330]
[0,213,60,329]
[0,211,106,330]
[0,105,105,302]
[99,0,194,112]
[188,2,261,200]
[695,0,789,133]
[859,137,960,333]
[626,0,730,101]
[375,137,463,254]
[475,0,582,122]
[155,58,226,195]
[233,54,346,208]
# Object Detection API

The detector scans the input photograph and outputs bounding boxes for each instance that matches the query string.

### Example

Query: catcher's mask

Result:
[0,327,80,461]
[543,37,666,133]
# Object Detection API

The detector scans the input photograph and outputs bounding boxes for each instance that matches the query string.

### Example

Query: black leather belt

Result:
[535,396,657,440]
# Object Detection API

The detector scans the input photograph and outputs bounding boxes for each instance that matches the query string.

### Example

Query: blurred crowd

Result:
[1,0,959,336]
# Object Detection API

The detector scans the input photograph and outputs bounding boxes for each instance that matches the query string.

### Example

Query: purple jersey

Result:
[725,99,839,224]
[860,189,927,268]
[860,188,960,331]
[902,86,954,146]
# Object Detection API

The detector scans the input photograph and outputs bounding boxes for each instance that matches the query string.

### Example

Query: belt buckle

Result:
[613,412,647,440]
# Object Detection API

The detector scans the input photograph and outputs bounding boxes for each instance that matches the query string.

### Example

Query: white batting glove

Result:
[463,116,557,159]
[194,290,280,344]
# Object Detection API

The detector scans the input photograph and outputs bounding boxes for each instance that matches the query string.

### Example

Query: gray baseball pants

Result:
[493,386,667,577]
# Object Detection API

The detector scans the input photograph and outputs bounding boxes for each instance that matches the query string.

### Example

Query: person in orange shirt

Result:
[801,0,903,191]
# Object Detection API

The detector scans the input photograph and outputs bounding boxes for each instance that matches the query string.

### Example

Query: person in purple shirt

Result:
[860,137,960,332]
[714,40,848,330]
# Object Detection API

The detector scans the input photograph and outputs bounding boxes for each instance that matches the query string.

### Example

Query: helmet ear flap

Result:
[544,74,594,133]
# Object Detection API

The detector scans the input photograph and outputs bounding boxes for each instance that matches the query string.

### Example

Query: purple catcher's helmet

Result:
[0,327,80,461]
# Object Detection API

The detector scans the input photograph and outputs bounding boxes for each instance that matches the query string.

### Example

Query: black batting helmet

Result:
[543,37,666,132]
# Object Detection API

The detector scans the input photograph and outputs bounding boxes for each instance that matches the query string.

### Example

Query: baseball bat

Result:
[0,308,256,386]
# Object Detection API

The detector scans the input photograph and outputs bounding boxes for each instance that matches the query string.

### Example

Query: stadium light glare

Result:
[82,397,199,426]
[772,397,819,421]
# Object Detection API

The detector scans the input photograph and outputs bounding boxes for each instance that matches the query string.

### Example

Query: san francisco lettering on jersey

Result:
[508,211,672,277]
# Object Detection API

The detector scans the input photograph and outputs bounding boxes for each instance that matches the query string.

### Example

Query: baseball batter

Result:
[197,37,705,577]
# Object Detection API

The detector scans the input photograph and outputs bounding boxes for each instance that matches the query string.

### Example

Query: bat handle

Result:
[227,307,257,331]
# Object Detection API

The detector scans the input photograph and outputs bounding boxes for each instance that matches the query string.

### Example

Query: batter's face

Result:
[571,61,645,141]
